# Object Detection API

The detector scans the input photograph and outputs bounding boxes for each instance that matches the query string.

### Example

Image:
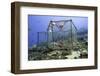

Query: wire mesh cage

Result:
[37,19,78,50]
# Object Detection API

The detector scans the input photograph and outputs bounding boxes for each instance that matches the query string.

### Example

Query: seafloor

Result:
[28,40,88,60]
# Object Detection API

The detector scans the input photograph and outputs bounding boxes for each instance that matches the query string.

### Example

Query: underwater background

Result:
[28,15,88,48]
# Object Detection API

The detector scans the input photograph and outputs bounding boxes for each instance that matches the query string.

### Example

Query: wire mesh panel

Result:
[37,32,48,46]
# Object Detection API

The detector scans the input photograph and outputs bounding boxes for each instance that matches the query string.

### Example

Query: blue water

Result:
[28,15,88,48]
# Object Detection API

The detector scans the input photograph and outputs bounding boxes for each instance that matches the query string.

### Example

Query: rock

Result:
[65,51,80,59]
